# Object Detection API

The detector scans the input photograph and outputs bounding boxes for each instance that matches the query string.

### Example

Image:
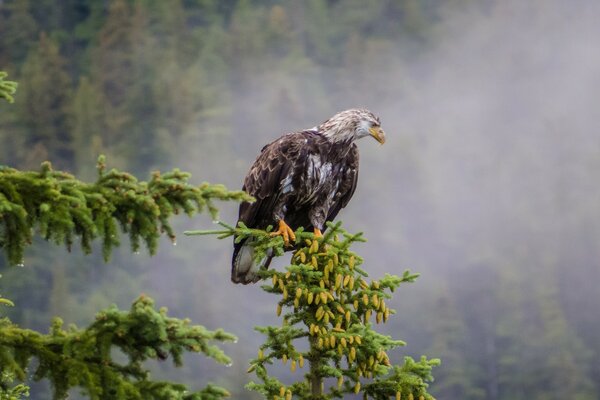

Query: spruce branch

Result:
[0,371,29,400]
[0,71,17,104]
[0,296,235,400]
[193,221,439,399]
[0,156,252,265]
[0,275,14,309]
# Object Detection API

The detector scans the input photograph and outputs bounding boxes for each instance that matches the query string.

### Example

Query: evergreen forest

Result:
[1,0,600,399]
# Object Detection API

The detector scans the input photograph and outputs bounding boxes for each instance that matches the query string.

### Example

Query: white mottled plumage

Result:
[319,109,381,143]
[281,173,293,194]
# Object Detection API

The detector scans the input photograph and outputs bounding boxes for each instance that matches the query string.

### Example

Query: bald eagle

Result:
[232,109,385,284]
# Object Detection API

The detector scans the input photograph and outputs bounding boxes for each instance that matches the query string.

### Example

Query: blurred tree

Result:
[18,33,73,170]
[0,0,37,67]
[89,0,196,174]
[301,0,337,66]
[530,279,596,400]
[493,258,596,400]
[426,291,484,399]
[89,0,141,171]
[265,5,293,58]
[71,77,107,179]
[138,0,190,64]
[226,0,270,155]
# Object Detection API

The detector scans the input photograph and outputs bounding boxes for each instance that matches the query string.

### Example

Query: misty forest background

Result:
[1,0,600,399]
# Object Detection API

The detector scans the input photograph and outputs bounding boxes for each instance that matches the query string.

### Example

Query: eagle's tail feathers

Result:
[231,238,273,284]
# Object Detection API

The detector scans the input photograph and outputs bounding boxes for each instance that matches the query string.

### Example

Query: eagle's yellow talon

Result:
[312,228,327,251]
[270,220,296,246]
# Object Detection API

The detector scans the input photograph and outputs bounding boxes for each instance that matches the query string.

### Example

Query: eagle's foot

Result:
[312,228,329,251]
[270,220,296,246]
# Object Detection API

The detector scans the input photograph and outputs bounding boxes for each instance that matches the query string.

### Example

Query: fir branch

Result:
[193,221,438,399]
[0,275,14,309]
[0,299,13,307]
[0,296,235,400]
[0,371,29,400]
[0,156,252,265]
[0,71,17,104]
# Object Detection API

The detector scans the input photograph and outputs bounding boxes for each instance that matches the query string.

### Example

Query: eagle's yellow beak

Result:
[369,126,386,144]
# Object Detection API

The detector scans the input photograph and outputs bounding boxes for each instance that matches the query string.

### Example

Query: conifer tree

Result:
[1,68,253,399]
[0,81,252,397]
[18,33,73,169]
[0,0,37,66]
[188,221,439,399]
[89,0,138,164]
[0,157,250,399]
[425,292,481,399]
[71,77,107,179]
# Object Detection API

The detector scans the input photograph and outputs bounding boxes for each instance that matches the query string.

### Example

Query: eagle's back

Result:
[238,130,358,231]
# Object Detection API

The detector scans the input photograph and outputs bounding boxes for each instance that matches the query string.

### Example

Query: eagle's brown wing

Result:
[232,133,308,284]
[325,143,359,224]
[238,132,305,229]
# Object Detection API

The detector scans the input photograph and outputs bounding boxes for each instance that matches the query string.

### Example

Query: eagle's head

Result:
[317,108,386,145]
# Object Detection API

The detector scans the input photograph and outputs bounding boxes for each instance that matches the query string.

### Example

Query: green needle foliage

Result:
[0,372,29,400]
[0,156,246,399]
[0,129,247,398]
[187,221,440,399]
[0,155,252,265]
[0,275,14,308]
[0,295,235,400]
[0,72,18,104]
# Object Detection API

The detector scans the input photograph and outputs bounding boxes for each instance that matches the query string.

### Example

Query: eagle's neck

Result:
[317,117,357,144]
[319,128,355,144]
[310,131,355,159]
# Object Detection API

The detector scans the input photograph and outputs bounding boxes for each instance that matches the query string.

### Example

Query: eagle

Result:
[232,109,385,284]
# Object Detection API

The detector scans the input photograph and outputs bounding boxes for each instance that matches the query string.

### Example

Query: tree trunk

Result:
[309,335,323,398]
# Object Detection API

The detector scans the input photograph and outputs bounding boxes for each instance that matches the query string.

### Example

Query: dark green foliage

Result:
[0,1,37,66]
[0,275,13,308]
[0,156,251,266]
[0,72,17,104]
[0,372,29,400]
[0,295,235,400]
[187,222,439,399]
[17,33,73,168]
[0,111,245,398]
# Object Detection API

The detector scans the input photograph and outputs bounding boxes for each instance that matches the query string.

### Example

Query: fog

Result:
[3,0,600,398]
[170,1,600,397]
